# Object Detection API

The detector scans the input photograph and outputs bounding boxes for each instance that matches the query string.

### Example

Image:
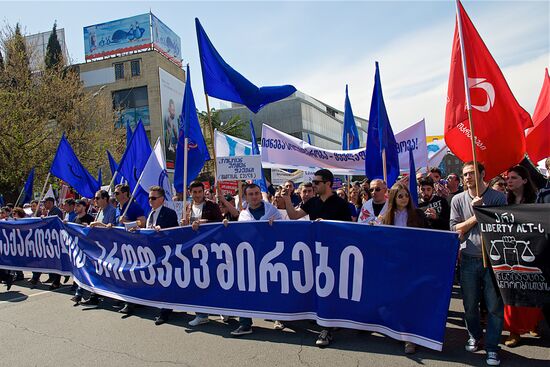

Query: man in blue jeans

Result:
[450,161,507,366]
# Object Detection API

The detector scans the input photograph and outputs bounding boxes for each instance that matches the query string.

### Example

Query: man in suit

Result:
[146,186,179,325]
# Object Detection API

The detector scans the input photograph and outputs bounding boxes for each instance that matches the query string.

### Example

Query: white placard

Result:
[217,155,262,181]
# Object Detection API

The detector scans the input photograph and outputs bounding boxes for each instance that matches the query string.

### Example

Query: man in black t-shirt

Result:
[417,177,450,230]
[74,200,94,225]
[282,169,351,348]
[284,169,351,222]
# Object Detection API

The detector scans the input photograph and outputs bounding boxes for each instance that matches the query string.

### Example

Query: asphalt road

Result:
[1,274,548,367]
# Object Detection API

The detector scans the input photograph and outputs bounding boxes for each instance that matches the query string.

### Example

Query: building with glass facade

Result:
[217,91,368,150]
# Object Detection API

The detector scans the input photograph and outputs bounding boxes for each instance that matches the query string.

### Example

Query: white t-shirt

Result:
[190,202,205,222]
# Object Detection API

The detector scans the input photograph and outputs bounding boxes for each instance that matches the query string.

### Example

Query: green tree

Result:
[45,22,64,69]
[0,23,124,202]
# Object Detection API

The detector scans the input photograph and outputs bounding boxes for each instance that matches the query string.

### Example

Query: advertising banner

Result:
[84,14,151,60]
[159,67,185,169]
[152,14,182,66]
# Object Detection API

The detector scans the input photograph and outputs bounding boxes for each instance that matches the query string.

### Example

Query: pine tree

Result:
[4,23,30,88]
[45,22,63,69]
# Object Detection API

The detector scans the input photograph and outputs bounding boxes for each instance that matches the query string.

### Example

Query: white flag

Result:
[139,138,172,201]
[44,184,56,204]
[214,129,252,157]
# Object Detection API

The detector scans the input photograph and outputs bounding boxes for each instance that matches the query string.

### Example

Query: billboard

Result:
[84,14,152,60]
[152,14,182,66]
[159,67,184,169]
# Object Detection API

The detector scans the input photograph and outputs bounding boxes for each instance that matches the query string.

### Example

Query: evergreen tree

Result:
[45,22,63,69]
[4,23,30,88]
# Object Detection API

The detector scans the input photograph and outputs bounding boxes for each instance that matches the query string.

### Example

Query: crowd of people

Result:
[1,158,550,366]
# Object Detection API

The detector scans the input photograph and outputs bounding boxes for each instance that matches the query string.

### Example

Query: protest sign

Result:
[475,204,550,307]
[216,155,262,181]
[0,217,458,351]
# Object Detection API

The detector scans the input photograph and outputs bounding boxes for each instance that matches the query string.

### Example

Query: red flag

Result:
[444,1,533,179]
[526,68,550,163]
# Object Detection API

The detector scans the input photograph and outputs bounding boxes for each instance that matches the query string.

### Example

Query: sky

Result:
[1,0,548,136]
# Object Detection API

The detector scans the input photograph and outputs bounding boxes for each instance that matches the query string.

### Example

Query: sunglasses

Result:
[369,187,382,192]
[312,180,327,185]
[114,191,121,196]
[397,193,410,199]
[94,197,102,200]
[495,182,506,187]
[148,196,161,201]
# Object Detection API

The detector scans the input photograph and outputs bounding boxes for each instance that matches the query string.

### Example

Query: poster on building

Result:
[159,67,185,169]
[474,204,550,307]
[84,14,152,60]
[151,14,182,66]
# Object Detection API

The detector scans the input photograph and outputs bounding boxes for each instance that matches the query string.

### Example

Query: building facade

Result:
[218,91,368,150]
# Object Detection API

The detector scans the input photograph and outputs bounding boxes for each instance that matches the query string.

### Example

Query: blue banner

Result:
[0,217,458,351]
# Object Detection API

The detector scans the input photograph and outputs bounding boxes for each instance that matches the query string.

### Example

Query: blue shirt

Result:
[249,202,266,221]
[118,200,145,224]
[96,204,117,225]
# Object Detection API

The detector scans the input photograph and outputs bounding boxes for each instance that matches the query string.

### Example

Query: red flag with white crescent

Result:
[444,1,533,179]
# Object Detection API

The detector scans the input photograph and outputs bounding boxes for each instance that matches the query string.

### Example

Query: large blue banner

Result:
[0,217,458,351]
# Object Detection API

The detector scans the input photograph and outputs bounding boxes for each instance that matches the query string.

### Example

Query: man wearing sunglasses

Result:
[114,184,146,228]
[358,179,388,224]
[144,186,179,325]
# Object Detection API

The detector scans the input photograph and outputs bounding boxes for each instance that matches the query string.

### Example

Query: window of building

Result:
[131,60,141,77]
[112,86,150,128]
[326,106,337,117]
[114,63,124,80]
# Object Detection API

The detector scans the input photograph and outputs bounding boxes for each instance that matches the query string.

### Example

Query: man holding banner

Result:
[450,162,506,366]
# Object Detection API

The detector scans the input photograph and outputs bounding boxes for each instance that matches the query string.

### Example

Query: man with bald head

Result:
[358,179,388,224]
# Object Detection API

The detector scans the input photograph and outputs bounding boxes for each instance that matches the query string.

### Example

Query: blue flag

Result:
[117,121,152,214]
[342,85,360,150]
[97,168,102,188]
[174,65,210,192]
[50,135,100,198]
[0,194,4,207]
[107,150,118,177]
[22,167,35,204]
[249,120,268,193]
[409,148,418,207]
[307,133,312,145]
[126,120,134,147]
[365,62,399,187]
[195,18,296,114]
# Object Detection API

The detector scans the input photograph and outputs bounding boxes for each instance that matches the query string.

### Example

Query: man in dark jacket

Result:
[417,177,451,231]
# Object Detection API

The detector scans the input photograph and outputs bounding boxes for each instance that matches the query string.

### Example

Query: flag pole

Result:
[182,136,189,225]
[204,93,218,187]
[455,0,486,266]
[382,148,388,183]
[14,186,25,208]
[34,172,51,217]
[107,171,118,195]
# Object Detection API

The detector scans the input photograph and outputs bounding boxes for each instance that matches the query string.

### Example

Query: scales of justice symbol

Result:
[489,235,536,266]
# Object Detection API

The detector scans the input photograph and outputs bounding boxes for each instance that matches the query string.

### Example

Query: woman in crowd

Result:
[336,187,359,222]
[380,183,428,354]
[503,165,543,347]
[349,186,363,222]
[489,175,507,193]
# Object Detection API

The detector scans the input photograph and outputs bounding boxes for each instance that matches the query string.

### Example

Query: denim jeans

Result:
[460,253,504,352]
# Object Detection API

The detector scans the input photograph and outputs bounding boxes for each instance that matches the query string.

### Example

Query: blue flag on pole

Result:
[249,120,268,193]
[107,150,118,177]
[22,167,35,204]
[126,120,133,147]
[118,121,152,213]
[97,168,102,188]
[174,65,210,192]
[195,18,296,114]
[50,135,100,198]
[342,85,360,150]
[365,62,399,187]
[307,133,312,145]
[409,148,418,207]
